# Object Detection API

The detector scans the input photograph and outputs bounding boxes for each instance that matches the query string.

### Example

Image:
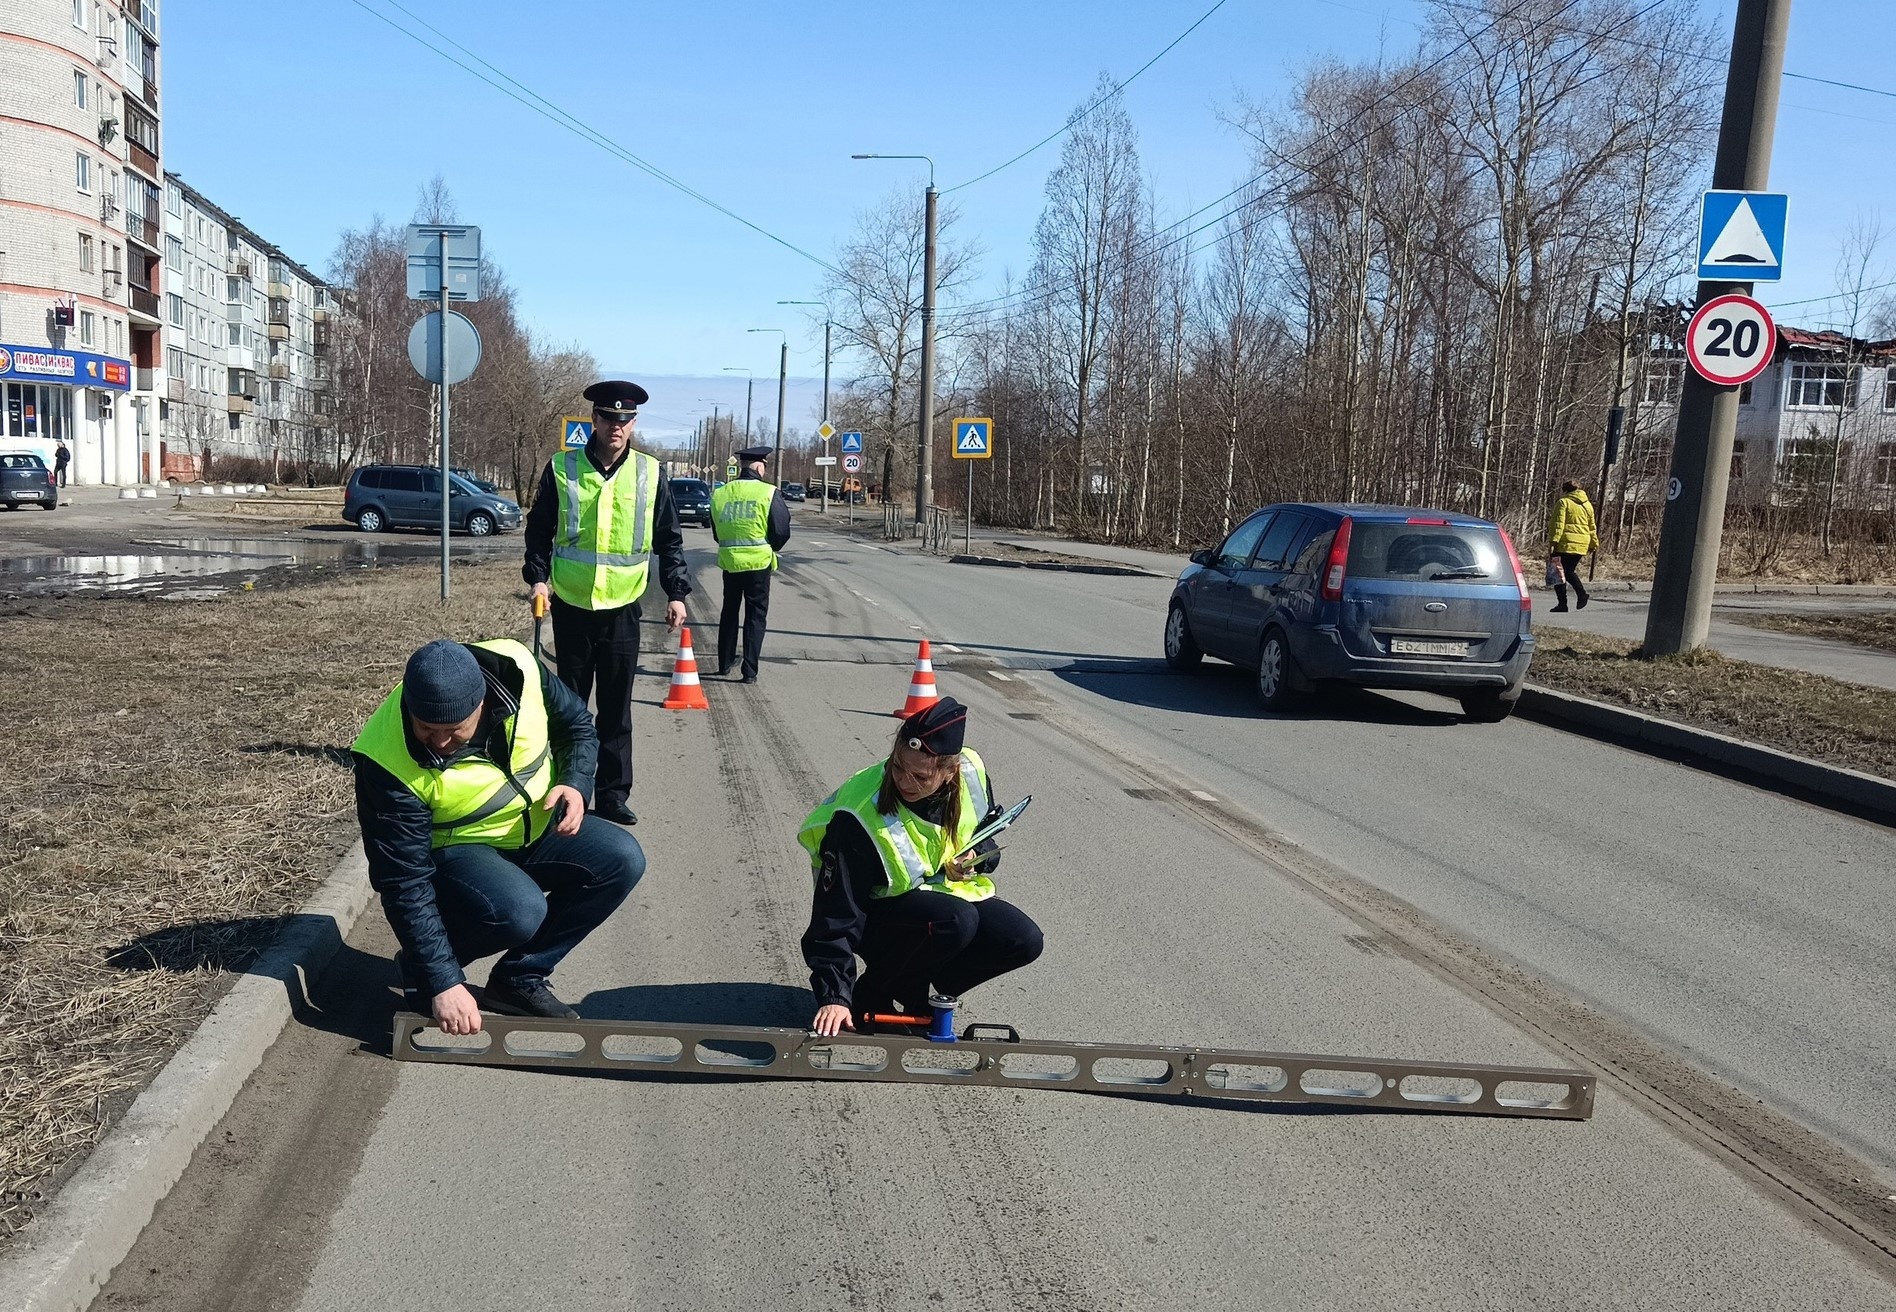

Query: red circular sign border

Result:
[1686,293,1776,388]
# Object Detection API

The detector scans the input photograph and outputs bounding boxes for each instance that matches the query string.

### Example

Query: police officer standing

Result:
[709,444,790,683]
[523,380,691,827]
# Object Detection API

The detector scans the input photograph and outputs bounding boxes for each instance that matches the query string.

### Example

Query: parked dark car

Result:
[782,481,806,503]
[670,477,712,527]
[1164,503,1534,721]
[343,464,521,536]
[450,466,502,495]
[0,452,57,510]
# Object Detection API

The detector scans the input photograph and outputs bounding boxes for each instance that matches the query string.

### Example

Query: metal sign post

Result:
[406,224,482,602]
[952,418,993,555]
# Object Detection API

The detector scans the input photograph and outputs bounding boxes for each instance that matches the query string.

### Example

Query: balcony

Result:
[267,280,292,301]
[136,367,154,391]
[226,395,253,415]
[139,75,157,111]
[129,286,160,320]
[313,339,329,358]
[166,377,184,401]
[227,255,251,278]
[227,346,255,371]
[129,140,159,180]
[269,362,288,380]
[125,0,159,40]
[267,321,289,341]
[99,193,119,223]
[126,213,159,249]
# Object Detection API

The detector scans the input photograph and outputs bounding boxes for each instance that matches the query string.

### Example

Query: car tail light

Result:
[1499,527,1531,611]
[1319,516,1353,601]
[1404,516,1450,525]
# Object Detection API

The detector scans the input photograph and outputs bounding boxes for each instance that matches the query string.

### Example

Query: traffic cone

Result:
[662,626,711,711]
[895,639,940,718]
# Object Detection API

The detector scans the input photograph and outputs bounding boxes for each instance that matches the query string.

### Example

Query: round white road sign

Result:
[843,454,862,473]
[1686,293,1775,388]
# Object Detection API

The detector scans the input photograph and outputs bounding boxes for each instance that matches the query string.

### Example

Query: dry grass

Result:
[1723,610,1896,656]
[1531,625,1896,779]
[0,560,526,1241]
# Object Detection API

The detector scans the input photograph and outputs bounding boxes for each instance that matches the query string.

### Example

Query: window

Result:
[79,310,95,346]
[1738,378,1754,406]
[1876,442,1896,488]
[1252,513,1311,571]
[1730,441,1746,483]
[166,346,184,377]
[167,292,183,326]
[1216,513,1273,570]
[227,323,241,347]
[1885,368,1896,412]
[73,0,87,30]
[164,235,181,271]
[1786,362,1852,409]
[1779,435,1849,486]
[226,275,240,302]
[79,232,94,271]
[384,469,424,493]
[1641,360,1684,405]
[76,152,91,193]
[166,182,182,216]
[74,69,88,108]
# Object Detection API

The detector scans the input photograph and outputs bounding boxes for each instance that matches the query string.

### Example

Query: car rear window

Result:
[1,453,46,470]
[1347,522,1508,582]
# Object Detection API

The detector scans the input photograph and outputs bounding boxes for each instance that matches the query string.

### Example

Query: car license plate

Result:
[1390,638,1469,657]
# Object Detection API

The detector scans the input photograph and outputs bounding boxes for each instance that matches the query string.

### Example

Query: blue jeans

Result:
[428,814,644,991]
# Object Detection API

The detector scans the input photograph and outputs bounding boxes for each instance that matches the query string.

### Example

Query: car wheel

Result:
[1460,689,1520,723]
[1256,629,1301,711]
[466,510,495,537]
[356,506,386,533]
[1163,603,1203,671]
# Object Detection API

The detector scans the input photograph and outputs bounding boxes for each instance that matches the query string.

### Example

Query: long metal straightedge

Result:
[390,1013,1595,1120]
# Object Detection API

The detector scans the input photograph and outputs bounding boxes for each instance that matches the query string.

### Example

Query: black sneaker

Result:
[1576,595,1590,610]
[1550,602,1569,613]
[483,979,580,1020]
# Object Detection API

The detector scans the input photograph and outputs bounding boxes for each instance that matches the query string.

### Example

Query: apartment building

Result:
[161,174,333,476]
[0,0,164,483]
[1636,324,1896,508]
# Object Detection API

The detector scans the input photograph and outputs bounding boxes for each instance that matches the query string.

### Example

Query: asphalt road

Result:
[99,515,1896,1309]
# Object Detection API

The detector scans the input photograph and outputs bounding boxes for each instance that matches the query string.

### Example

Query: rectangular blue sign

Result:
[0,342,132,391]
[839,430,863,453]
[1698,191,1787,283]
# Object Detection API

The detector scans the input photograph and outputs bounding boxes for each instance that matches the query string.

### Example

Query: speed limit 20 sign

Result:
[1686,293,1776,387]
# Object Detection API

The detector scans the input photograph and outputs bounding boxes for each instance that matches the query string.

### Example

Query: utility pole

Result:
[1644,0,1790,655]
[779,301,833,513]
[917,181,938,528]
[774,338,787,483]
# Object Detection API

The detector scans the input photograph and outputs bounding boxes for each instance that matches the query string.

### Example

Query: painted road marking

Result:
[987,671,1014,681]
[1190,790,1218,802]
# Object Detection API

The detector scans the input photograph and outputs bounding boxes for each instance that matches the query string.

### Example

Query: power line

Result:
[346,0,842,277]
[944,0,1231,194]
[1766,278,1896,310]
[1784,71,1896,101]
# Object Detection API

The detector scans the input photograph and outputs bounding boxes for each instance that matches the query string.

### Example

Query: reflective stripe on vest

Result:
[711,478,777,572]
[549,448,658,609]
[352,639,556,851]
[795,748,995,903]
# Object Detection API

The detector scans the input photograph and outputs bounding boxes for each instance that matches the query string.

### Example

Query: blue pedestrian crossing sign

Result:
[839,430,864,454]
[953,417,992,460]
[1698,191,1787,283]
[561,416,592,449]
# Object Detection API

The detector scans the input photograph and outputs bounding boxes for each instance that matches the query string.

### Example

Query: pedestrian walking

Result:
[523,379,691,827]
[798,697,1043,1037]
[53,440,70,488]
[1547,478,1599,612]
[709,443,790,683]
[353,638,645,1033]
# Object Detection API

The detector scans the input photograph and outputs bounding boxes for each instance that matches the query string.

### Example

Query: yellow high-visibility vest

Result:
[549,448,659,610]
[711,478,777,572]
[797,749,995,902]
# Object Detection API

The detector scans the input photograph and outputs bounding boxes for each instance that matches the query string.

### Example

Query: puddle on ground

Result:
[0,537,457,597]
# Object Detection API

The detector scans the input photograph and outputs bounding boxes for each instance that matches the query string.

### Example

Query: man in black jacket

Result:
[353,638,644,1033]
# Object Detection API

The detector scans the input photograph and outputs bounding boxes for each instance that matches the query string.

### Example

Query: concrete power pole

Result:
[916,182,938,528]
[1643,0,1791,655]
[773,338,787,485]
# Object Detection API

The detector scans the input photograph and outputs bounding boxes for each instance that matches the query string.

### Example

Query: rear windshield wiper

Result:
[1428,568,1489,580]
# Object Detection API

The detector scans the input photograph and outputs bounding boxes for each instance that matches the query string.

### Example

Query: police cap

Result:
[899,696,968,756]
[735,445,773,463]
[584,379,649,418]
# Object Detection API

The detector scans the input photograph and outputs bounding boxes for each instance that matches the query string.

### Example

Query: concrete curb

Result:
[1518,685,1896,826]
[0,848,374,1312]
[948,553,1160,579]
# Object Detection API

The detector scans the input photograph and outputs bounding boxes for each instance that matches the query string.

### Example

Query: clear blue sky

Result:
[164,1,1892,438]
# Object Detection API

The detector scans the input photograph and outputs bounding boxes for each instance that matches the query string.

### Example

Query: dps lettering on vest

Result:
[550,448,660,610]
[353,639,555,850]
[797,749,995,902]
[710,478,777,572]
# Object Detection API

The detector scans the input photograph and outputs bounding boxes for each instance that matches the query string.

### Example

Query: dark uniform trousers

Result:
[854,892,1044,1016]
[718,568,772,680]
[550,595,641,806]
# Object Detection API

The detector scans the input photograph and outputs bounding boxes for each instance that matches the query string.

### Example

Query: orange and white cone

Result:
[894,639,941,718]
[662,626,711,711]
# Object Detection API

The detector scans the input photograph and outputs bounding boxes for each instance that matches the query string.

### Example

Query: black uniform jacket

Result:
[799,770,1003,1009]
[711,469,792,560]
[352,646,599,997]
[521,443,693,606]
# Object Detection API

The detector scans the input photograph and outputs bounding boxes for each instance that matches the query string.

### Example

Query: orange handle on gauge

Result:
[532,593,548,619]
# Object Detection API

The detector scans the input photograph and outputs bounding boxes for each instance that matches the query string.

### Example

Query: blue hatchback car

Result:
[1164,504,1535,721]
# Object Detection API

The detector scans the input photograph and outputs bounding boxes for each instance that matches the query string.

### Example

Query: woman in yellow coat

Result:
[1547,480,1599,612]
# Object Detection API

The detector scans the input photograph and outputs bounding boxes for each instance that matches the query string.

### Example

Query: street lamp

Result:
[779,299,833,513]
[720,366,754,474]
[852,152,937,526]
[696,397,721,477]
[747,327,788,486]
